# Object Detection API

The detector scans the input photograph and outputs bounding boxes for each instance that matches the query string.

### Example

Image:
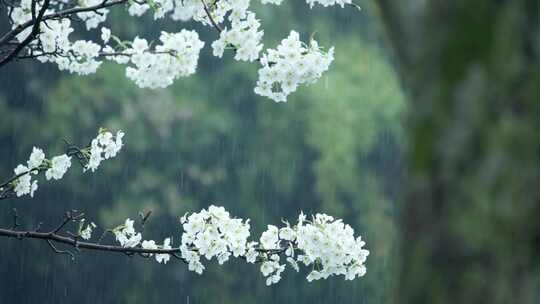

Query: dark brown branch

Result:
[52,210,84,233]
[0,227,188,257]
[0,0,51,67]
[200,0,223,33]
[98,50,178,58]
[0,168,40,189]
[12,49,179,64]
[0,226,287,261]
[0,0,128,66]
[15,49,61,60]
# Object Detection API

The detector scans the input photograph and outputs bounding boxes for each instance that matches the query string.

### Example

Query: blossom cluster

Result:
[10,147,45,197]
[179,205,251,274]
[142,238,173,264]
[45,154,72,180]
[6,0,354,102]
[31,195,368,285]
[2,128,123,198]
[103,206,369,286]
[85,129,124,172]
[254,212,369,285]
[10,0,102,75]
[295,213,369,281]
[254,31,334,102]
[8,147,71,198]
[118,31,205,89]
[77,0,109,30]
[211,12,264,62]
[58,40,103,75]
[114,218,143,247]
[80,220,97,240]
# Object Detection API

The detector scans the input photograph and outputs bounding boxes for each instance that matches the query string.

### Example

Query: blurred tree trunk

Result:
[378,1,540,303]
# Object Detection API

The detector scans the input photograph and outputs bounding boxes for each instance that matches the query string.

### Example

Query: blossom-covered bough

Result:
[1,0,360,102]
[0,128,124,200]
[0,129,369,286]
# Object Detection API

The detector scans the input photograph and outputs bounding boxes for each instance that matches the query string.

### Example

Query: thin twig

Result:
[46,239,75,260]
[200,0,223,33]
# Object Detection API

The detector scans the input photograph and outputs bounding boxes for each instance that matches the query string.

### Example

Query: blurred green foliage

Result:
[377,1,540,303]
[0,2,403,303]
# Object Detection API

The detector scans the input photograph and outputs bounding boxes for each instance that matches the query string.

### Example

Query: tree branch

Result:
[200,0,223,33]
[0,0,128,67]
[0,0,51,67]
[0,223,287,261]
[0,227,189,257]
[0,142,90,200]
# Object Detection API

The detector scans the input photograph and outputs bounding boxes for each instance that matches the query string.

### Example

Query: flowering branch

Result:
[0,0,128,50]
[0,0,358,102]
[0,205,369,285]
[0,128,124,200]
[4,230,172,263]
[0,227,187,258]
[0,128,369,285]
[0,214,288,260]
[0,0,51,67]
[200,0,223,33]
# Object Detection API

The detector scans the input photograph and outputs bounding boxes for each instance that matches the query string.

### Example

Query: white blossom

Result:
[85,130,124,172]
[287,257,299,272]
[253,211,369,284]
[180,205,251,274]
[11,147,45,197]
[124,31,205,89]
[211,12,263,62]
[156,238,172,264]
[128,2,150,17]
[101,27,111,44]
[77,0,109,29]
[86,139,103,172]
[27,147,45,169]
[260,225,280,249]
[6,129,124,198]
[294,213,370,282]
[254,31,334,102]
[114,218,142,248]
[142,240,158,254]
[259,256,285,285]
[279,226,296,241]
[80,221,97,240]
[245,241,259,263]
[13,165,33,197]
[45,154,72,180]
